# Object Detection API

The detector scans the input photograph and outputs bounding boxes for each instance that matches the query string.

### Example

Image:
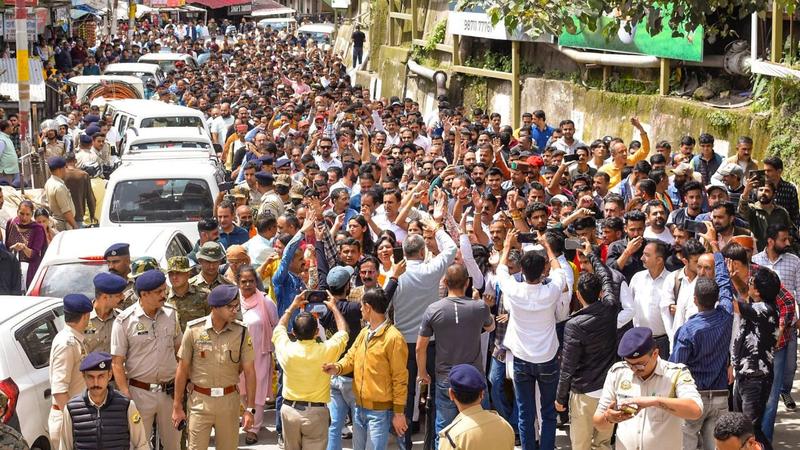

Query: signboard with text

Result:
[3,9,43,41]
[228,3,252,14]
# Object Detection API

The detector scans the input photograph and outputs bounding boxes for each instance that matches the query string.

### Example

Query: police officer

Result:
[60,352,149,450]
[105,243,134,309]
[48,294,92,449]
[166,256,210,331]
[84,272,127,353]
[189,241,233,291]
[111,269,182,450]
[172,285,257,450]
[119,256,160,310]
[438,364,515,450]
[593,327,704,450]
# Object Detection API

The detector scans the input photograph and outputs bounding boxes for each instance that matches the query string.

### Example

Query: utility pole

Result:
[15,0,36,188]
[128,0,135,43]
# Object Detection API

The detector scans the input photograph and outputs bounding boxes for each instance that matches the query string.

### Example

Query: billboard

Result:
[558,10,704,62]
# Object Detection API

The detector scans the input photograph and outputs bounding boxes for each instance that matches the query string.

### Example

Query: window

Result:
[16,311,60,369]
[129,141,211,151]
[140,116,204,128]
[167,234,192,259]
[110,178,213,223]
[39,262,106,299]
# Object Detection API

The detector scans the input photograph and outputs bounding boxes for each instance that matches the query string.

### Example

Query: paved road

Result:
[206,373,800,449]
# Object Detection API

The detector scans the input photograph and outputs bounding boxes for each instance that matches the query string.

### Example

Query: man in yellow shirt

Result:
[273,291,348,450]
[599,117,651,189]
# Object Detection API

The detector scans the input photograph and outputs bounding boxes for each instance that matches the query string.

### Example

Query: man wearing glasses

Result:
[592,327,704,450]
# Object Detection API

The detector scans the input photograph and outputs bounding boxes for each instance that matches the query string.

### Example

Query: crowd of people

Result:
[0,12,797,450]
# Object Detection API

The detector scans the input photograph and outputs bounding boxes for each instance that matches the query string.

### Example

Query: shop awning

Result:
[251,0,294,16]
[0,58,45,103]
[187,0,247,9]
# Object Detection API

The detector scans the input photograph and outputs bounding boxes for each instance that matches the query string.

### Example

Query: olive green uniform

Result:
[189,273,233,292]
[167,285,211,332]
[178,316,254,450]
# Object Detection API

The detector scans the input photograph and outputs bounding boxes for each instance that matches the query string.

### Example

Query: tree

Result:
[457,0,777,41]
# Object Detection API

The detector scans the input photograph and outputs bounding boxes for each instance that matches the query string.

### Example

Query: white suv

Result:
[0,295,64,449]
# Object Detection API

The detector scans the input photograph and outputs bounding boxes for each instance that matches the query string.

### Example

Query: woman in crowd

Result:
[5,200,47,286]
[237,265,279,445]
[34,207,58,243]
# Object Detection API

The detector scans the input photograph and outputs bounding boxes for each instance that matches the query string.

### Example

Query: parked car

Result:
[100,161,221,242]
[103,62,165,87]
[137,53,199,73]
[26,227,193,299]
[0,295,65,449]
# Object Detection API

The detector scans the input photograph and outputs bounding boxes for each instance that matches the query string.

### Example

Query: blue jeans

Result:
[352,406,392,450]
[762,344,787,441]
[513,356,559,450]
[276,364,284,436]
[434,379,460,450]
[782,327,797,394]
[489,356,518,432]
[327,376,356,450]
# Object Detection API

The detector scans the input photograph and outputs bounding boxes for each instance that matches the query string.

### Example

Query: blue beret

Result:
[448,364,486,393]
[79,134,93,144]
[47,156,66,170]
[85,124,101,136]
[254,172,273,185]
[134,269,166,293]
[275,156,290,168]
[104,243,130,258]
[80,351,112,371]
[618,327,655,359]
[208,284,239,307]
[83,114,100,124]
[258,155,273,165]
[93,272,127,294]
[64,294,93,314]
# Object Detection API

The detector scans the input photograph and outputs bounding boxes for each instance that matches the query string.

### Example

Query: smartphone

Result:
[751,169,766,187]
[454,165,466,175]
[517,232,538,244]
[684,219,707,234]
[177,419,187,431]
[619,403,639,415]
[218,181,235,192]
[563,153,580,163]
[564,238,582,250]
[393,246,404,263]
[305,290,327,314]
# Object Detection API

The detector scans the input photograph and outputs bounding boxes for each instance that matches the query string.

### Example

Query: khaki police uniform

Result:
[596,359,703,450]
[83,308,119,354]
[111,302,182,450]
[438,405,515,450]
[178,316,254,450]
[258,190,285,218]
[168,285,211,332]
[44,174,75,231]
[189,272,234,292]
[47,326,86,449]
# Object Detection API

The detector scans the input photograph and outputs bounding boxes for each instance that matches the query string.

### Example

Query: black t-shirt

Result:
[351,31,366,48]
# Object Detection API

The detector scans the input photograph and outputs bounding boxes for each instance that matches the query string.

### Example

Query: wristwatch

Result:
[246,408,256,415]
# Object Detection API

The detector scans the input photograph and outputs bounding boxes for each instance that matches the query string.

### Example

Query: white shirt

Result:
[552,138,585,155]
[314,155,342,172]
[660,269,698,348]
[553,254,574,323]
[497,264,566,364]
[211,115,234,146]
[617,278,636,329]
[629,267,672,336]
[413,135,431,152]
[644,226,675,245]
[371,213,407,242]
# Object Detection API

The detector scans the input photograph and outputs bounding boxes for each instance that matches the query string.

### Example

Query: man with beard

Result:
[236,204,254,236]
[643,200,673,244]
[738,178,794,251]
[710,203,753,249]
[753,224,800,411]
[607,210,646,283]
[470,163,487,193]
[211,102,234,147]
[60,352,148,450]
[667,181,705,230]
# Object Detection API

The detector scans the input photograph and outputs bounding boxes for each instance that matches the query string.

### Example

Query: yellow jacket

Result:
[600,133,651,189]
[336,322,409,413]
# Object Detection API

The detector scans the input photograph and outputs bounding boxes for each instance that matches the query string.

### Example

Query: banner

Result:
[3,9,41,41]
[558,8,704,62]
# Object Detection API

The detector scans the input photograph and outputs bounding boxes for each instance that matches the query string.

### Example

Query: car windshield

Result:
[110,178,213,222]
[105,71,157,85]
[140,116,204,128]
[39,262,107,298]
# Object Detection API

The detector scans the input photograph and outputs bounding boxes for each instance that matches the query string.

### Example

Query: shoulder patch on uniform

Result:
[116,307,135,321]
[233,319,247,327]
[246,335,253,347]
[162,303,176,311]
[187,317,206,327]
[132,411,141,424]
[609,361,627,372]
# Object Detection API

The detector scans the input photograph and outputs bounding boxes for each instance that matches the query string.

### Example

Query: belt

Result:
[653,334,668,339]
[192,384,237,397]
[285,400,327,408]
[698,390,728,399]
[129,378,174,393]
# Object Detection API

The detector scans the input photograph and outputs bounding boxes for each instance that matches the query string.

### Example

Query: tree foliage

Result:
[457,0,780,41]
